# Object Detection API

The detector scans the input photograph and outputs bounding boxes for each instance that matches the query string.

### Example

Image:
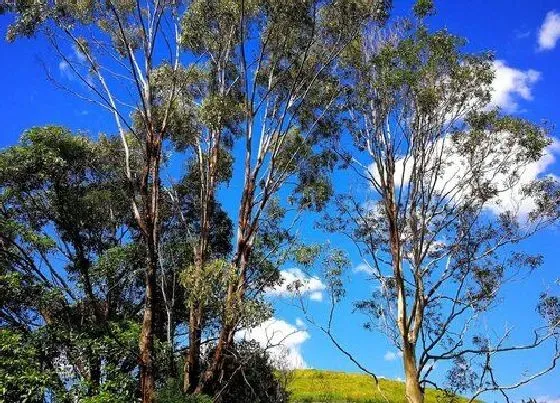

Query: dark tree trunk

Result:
[138,135,162,403]
[139,247,158,403]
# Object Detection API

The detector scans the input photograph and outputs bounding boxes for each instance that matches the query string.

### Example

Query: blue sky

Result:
[1,1,560,401]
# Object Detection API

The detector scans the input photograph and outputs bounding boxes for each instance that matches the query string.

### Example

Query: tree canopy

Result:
[1,1,559,403]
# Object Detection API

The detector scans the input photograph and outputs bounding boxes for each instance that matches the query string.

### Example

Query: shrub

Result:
[202,341,289,403]
[157,378,213,403]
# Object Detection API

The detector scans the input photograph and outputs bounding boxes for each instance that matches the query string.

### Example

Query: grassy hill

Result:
[287,369,471,403]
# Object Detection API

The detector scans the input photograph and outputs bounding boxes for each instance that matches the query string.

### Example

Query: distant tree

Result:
[314,7,560,403]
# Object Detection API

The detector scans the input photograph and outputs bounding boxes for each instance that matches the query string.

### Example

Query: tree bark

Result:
[194,242,250,394]
[185,292,202,392]
[186,127,222,393]
[382,166,424,403]
[403,342,424,403]
[138,135,162,403]
[139,246,157,403]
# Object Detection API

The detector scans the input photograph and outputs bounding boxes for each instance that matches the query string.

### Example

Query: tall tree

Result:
[4,0,393,399]
[320,7,560,402]
[177,3,242,385]
[6,2,186,400]
[178,0,392,392]
[0,127,143,401]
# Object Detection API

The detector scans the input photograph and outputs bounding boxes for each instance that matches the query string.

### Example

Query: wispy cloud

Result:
[58,60,74,81]
[353,263,373,274]
[383,350,403,362]
[538,11,560,51]
[515,30,531,40]
[72,44,88,62]
[536,396,560,403]
[267,268,326,302]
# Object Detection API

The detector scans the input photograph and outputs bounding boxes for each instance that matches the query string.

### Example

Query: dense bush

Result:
[157,379,213,403]
[202,341,289,403]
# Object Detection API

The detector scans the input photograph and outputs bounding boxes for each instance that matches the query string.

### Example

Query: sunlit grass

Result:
[287,369,473,403]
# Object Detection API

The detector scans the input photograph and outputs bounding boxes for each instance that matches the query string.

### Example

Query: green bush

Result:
[157,378,213,403]
[202,341,289,403]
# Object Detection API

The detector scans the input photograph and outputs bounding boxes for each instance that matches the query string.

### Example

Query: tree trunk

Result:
[185,303,202,392]
[166,309,176,377]
[139,247,158,403]
[137,129,162,402]
[194,244,249,394]
[89,354,101,395]
[187,128,221,393]
[194,320,232,394]
[403,342,424,403]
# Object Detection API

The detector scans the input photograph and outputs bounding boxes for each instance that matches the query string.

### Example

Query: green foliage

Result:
[4,0,556,401]
[294,245,321,267]
[180,0,245,55]
[181,259,232,307]
[413,0,435,17]
[157,379,213,403]
[203,341,289,403]
[0,329,61,402]
[150,64,204,149]
[199,95,243,132]
[0,126,141,400]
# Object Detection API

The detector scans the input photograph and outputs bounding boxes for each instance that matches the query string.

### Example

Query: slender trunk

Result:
[139,247,157,403]
[166,309,176,377]
[185,298,202,392]
[89,355,101,395]
[383,169,424,403]
[194,245,249,393]
[185,221,208,392]
[74,250,104,396]
[403,342,424,403]
[187,127,222,393]
[138,125,162,402]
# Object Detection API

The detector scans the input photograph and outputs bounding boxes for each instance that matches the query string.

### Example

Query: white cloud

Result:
[59,60,78,82]
[490,61,540,112]
[538,11,560,51]
[369,134,560,218]
[58,60,72,80]
[267,268,326,302]
[309,291,324,302]
[383,350,403,361]
[489,138,560,215]
[238,318,310,370]
[295,317,306,327]
[354,263,374,275]
[536,397,560,403]
[515,30,531,40]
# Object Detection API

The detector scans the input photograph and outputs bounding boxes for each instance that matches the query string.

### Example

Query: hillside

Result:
[288,370,471,403]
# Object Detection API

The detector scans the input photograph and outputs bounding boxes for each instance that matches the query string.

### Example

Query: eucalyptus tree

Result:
[5,1,189,400]
[320,7,560,403]
[4,0,394,399]
[175,0,392,393]
[0,127,143,401]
